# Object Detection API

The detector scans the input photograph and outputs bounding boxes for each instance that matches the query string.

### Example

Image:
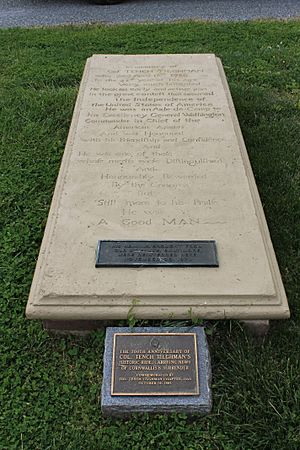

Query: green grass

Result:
[0,21,300,450]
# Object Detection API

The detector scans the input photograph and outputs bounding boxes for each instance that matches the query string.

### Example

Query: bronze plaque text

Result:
[111,333,199,396]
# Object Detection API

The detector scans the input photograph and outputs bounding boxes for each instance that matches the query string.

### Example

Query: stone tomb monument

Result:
[101,327,212,416]
[26,54,290,333]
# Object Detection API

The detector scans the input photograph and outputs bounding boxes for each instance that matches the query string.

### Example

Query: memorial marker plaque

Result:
[96,240,218,267]
[111,333,199,395]
[26,54,289,322]
[101,327,212,415]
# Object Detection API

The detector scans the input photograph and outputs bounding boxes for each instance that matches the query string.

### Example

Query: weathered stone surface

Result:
[26,54,289,321]
[101,327,212,416]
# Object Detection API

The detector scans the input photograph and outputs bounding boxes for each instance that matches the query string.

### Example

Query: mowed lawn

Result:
[0,21,300,450]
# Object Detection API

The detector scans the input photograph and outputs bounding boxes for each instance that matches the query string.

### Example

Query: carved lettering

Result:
[75,57,232,230]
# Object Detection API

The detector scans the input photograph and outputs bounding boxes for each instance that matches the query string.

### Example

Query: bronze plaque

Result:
[96,240,218,267]
[111,333,199,396]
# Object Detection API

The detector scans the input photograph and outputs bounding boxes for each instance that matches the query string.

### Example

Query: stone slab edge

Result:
[101,327,212,416]
[216,58,289,319]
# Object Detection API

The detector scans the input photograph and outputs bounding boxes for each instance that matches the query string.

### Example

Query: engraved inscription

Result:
[111,333,199,396]
[73,58,236,231]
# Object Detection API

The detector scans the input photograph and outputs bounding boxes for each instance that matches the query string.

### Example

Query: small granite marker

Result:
[101,327,212,416]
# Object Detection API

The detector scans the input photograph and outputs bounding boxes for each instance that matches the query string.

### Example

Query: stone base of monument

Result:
[241,320,270,338]
[43,319,270,338]
[42,319,110,336]
[101,327,212,416]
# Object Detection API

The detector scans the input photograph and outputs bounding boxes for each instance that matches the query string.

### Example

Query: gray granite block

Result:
[101,327,212,416]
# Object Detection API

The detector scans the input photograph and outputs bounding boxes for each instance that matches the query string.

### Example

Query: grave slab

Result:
[26,54,289,322]
[101,327,212,416]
